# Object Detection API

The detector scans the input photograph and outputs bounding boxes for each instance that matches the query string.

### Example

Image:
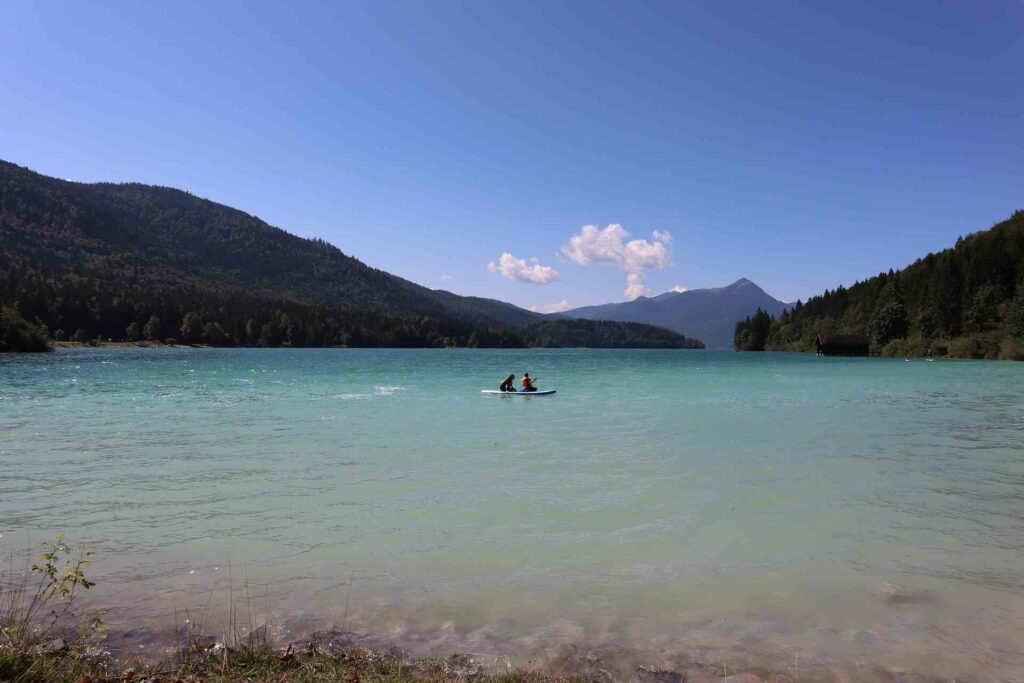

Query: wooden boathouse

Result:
[815,333,870,356]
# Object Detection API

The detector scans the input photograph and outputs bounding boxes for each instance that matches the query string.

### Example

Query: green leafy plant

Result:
[0,536,105,651]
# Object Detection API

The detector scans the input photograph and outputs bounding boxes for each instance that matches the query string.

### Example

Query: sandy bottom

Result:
[89,585,1023,683]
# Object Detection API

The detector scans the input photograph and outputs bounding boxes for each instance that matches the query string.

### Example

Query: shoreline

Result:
[37,342,1019,360]
[3,568,997,683]
[3,556,985,683]
[3,614,967,683]
[39,342,706,352]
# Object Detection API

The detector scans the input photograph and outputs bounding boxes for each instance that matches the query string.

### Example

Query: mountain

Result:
[0,160,534,326]
[737,210,1024,359]
[566,278,788,348]
[521,318,702,349]
[0,160,702,350]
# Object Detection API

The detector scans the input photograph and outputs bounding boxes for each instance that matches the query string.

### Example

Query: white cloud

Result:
[671,285,688,293]
[561,224,673,299]
[625,273,647,299]
[528,299,572,314]
[487,252,560,284]
[440,274,454,282]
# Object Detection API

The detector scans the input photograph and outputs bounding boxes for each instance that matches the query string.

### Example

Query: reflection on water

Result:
[2,348,1023,679]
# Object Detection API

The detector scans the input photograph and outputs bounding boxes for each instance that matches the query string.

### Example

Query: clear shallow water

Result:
[2,348,1024,678]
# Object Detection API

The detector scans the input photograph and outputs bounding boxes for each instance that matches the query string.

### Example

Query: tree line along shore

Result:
[734,210,1024,360]
[0,306,703,353]
[4,160,1022,358]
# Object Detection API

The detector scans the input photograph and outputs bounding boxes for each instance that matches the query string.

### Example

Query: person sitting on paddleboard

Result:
[521,373,537,392]
[499,374,516,392]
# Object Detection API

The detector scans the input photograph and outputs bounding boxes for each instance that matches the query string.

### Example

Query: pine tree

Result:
[143,315,163,341]
[179,312,203,344]
[1007,293,1024,340]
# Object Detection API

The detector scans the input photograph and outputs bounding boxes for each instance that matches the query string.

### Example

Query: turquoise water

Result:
[2,348,1024,677]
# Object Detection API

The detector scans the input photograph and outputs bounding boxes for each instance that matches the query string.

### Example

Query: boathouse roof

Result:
[816,333,870,346]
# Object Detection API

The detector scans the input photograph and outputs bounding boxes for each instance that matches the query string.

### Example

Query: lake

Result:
[2,348,1023,679]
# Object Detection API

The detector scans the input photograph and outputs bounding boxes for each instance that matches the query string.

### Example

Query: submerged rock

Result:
[636,665,685,683]
[442,653,484,680]
[720,675,764,683]
[879,582,936,605]
[30,637,67,656]
[290,628,399,658]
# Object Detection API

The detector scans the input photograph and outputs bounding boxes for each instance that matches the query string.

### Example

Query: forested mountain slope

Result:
[523,318,703,349]
[736,211,1024,358]
[0,160,699,350]
[0,160,534,324]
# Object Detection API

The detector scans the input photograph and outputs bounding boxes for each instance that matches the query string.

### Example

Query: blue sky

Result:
[3,1,1021,309]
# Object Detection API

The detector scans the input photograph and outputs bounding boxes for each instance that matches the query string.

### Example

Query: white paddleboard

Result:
[481,389,556,396]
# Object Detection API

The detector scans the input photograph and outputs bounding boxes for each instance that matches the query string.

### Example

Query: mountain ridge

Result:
[0,159,703,350]
[565,278,787,348]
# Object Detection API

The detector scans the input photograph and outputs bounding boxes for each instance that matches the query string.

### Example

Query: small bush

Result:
[0,307,51,352]
[0,536,103,651]
[878,336,929,357]
[948,336,981,359]
[999,337,1024,361]
[929,339,949,356]
[878,338,906,357]
[947,334,1002,359]
[0,650,32,679]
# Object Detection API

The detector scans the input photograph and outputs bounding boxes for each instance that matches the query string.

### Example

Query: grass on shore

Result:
[0,537,583,683]
[0,642,581,683]
[0,538,863,683]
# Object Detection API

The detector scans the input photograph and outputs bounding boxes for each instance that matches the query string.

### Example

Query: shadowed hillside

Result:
[736,211,1024,358]
[0,160,700,350]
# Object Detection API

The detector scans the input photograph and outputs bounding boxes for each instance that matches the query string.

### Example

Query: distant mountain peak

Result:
[567,277,786,348]
[652,277,763,297]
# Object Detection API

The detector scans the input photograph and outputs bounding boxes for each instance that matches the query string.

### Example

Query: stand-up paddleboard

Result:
[481,389,556,396]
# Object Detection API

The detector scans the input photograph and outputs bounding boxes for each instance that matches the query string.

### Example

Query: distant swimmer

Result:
[521,372,538,392]
[499,374,517,392]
